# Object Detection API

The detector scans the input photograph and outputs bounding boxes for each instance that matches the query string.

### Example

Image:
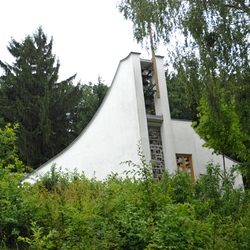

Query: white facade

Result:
[25,52,243,186]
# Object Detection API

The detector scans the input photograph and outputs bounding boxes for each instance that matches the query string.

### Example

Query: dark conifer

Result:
[0,27,83,168]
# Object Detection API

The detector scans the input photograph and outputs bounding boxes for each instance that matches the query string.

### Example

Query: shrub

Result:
[0,155,249,249]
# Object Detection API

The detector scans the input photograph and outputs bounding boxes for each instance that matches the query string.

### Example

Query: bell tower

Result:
[140,56,177,176]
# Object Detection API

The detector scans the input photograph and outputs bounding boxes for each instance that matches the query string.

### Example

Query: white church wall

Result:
[171,119,243,186]
[26,53,150,183]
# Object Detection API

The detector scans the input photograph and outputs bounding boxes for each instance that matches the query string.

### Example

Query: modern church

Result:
[26,52,243,186]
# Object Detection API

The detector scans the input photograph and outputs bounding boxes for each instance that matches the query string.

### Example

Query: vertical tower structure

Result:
[141,55,176,177]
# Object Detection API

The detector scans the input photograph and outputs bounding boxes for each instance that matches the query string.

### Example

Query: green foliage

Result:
[166,73,197,120]
[151,1,250,180]
[118,0,250,189]
[0,27,83,168]
[0,123,32,249]
[117,0,180,50]
[0,124,18,168]
[0,155,249,249]
[193,97,248,162]
[18,222,60,250]
[74,79,109,135]
[0,167,27,248]
[118,0,250,182]
[0,29,108,169]
[0,123,27,172]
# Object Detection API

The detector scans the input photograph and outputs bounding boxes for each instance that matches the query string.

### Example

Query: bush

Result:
[0,154,249,249]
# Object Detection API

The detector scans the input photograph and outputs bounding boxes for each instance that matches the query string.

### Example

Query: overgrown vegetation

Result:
[0,145,249,249]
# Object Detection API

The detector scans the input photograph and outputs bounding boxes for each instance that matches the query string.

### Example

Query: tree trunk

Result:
[222,153,226,175]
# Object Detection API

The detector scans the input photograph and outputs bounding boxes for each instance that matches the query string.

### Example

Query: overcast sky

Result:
[0,0,168,85]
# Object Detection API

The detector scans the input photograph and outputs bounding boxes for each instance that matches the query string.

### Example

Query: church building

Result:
[25,52,243,186]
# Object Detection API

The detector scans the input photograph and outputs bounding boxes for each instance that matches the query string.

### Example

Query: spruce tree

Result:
[0,27,83,168]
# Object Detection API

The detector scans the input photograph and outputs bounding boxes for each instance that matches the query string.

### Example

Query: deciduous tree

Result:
[175,1,250,174]
[118,0,181,98]
[118,0,250,178]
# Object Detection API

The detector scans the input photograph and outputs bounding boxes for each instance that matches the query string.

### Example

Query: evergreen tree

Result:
[0,27,83,168]
[74,78,109,135]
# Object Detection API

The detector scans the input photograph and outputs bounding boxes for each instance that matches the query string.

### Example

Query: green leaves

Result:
[0,123,27,172]
[0,161,249,249]
[166,72,197,120]
[74,81,109,135]
[165,1,250,178]
[118,0,250,175]
[118,0,180,50]
[193,96,248,159]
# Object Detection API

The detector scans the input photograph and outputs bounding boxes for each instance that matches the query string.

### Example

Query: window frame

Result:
[176,154,195,180]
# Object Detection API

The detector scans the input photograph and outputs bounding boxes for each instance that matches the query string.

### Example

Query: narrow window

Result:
[176,154,194,180]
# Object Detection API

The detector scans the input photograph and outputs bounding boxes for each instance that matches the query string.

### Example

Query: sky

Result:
[0,0,168,85]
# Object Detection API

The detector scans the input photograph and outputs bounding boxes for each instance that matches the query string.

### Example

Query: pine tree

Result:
[0,27,83,168]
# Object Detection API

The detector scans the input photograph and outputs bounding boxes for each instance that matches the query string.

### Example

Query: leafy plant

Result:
[0,150,249,249]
